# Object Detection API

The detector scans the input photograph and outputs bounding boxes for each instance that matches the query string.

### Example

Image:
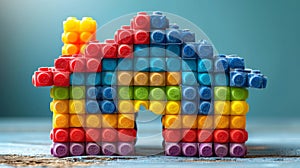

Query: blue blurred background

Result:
[0,0,298,118]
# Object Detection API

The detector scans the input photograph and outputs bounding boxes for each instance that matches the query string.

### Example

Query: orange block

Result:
[134,72,149,86]
[50,100,69,114]
[85,114,101,128]
[162,115,181,129]
[182,115,197,129]
[197,115,213,129]
[118,71,133,85]
[62,44,80,55]
[70,114,85,127]
[52,113,69,128]
[149,72,165,86]
[118,114,135,129]
[214,115,230,129]
[230,115,246,129]
[102,114,118,128]
[166,72,181,85]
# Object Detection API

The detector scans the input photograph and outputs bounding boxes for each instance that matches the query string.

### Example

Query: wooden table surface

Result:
[1,117,300,167]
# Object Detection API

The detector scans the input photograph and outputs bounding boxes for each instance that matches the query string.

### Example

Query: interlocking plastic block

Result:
[117,71,133,86]
[149,87,166,101]
[214,115,230,129]
[197,59,213,72]
[102,114,118,128]
[166,24,181,43]
[149,72,165,86]
[182,129,197,142]
[226,55,245,69]
[70,86,85,99]
[150,57,166,72]
[102,128,118,142]
[54,56,73,71]
[134,72,149,85]
[118,44,133,58]
[182,143,197,157]
[198,101,213,115]
[198,73,212,86]
[85,100,100,113]
[51,128,69,142]
[131,12,150,30]
[199,86,212,100]
[69,100,85,114]
[231,101,249,115]
[84,42,101,58]
[214,143,228,157]
[163,129,181,142]
[102,86,117,100]
[118,100,134,113]
[230,129,248,143]
[62,31,79,44]
[149,101,166,115]
[150,11,169,29]
[214,55,229,72]
[134,57,149,72]
[50,86,69,100]
[230,143,247,157]
[151,30,166,44]
[182,72,198,85]
[62,44,81,55]
[115,25,133,44]
[230,69,247,87]
[181,101,197,115]
[118,114,135,129]
[53,71,70,87]
[182,87,200,103]
[86,73,101,86]
[182,43,198,58]
[133,45,149,57]
[85,128,101,142]
[50,100,69,114]
[100,100,116,114]
[102,142,117,156]
[166,57,181,72]
[182,115,197,128]
[134,100,149,112]
[166,72,181,85]
[69,56,86,72]
[214,129,229,143]
[197,130,213,142]
[118,142,135,156]
[102,40,118,58]
[182,59,197,72]
[52,113,69,128]
[70,114,85,127]
[86,58,101,72]
[230,116,246,129]
[118,58,133,71]
[134,29,150,44]
[214,87,230,101]
[166,44,181,57]
[166,86,181,101]
[214,73,229,86]
[150,44,165,57]
[134,87,149,100]
[214,101,231,115]
[70,128,85,142]
[70,142,85,156]
[32,67,53,87]
[164,142,181,156]
[118,86,133,100]
[181,29,195,43]
[102,71,116,85]
[118,129,137,142]
[86,142,101,155]
[86,86,101,99]
[165,101,181,115]
[102,59,117,71]
[197,115,213,129]
[51,142,69,157]
[70,73,85,85]
[198,143,213,157]
[248,70,267,88]
[230,87,248,101]
[197,40,213,58]
[85,114,101,128]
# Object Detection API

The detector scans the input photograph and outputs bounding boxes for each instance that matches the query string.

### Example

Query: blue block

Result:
[102,86,117,100]
[198,73,212,86]
[226,55,245,69]
[166,57,181,72]
[150,57,166,72]
[134,45,149,57]
[214,73,229,86]
[182,72,198,85]
[134,57,149,71]
[151,30,166,43]
[214,55,229,72]
[166,25,182,43]
[182,59,197,72]
[230,69,247,87]
[86,73,101,86]
[150,44,165,57]
[166,44,181,57]
[181,101,198,115]
[248,70,267,88]
[100,100,116,114]
[102,72,116,86]
[198,59,213,72]
[86,86,101,100]
[150,11,169,29]
[102,59,117,71]
[181,29,195,43]
[86,100,101,114]
[199,86,212,100]
[198,101,213,115]
[70,73,85,85]
[182,86,198,101]
[198,40,213,58]
[182,43,197,58]
[118,58,133,71]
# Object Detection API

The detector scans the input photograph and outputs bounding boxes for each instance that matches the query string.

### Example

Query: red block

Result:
[85,41,101,58]
[54,56,73,72]
[86,128,101,142]
[182,129,197,142]
[53,70,70,86]
[197,130,213,143]
[134,30,149,44]
[32,67,53,87]
[69,55,86,72]
[69,128,85,142]
[230,129,248,143]
[162,129,181,142]
[118,44,133,58]
[115,26,133,44]
[50,128,69,142]
[102,128,117,142]
[102,39,118,58]
[214,129,229,143]
[118,129,137,142]
[86,58,101,72]
[132,12,150,31]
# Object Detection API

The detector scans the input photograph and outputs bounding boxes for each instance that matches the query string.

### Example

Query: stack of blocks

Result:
[32,11,267,157]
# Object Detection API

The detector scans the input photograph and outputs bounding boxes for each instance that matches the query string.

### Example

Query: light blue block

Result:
[182,43,197,58]
[134,45,149,57]
[150,57,166,72]
[70,73,85,85]
[150,44,165,57]
[166,44,181,57]
[182,86,198,101]
[118,58,133,71]
[198,73,212,86]
[197,40,213,58]
[181,100,198,115]
[101,71,116,86]
[86,73,101,86]
[102,59,117,71]
[214,55,229,72]
[166,28,182,43]
[198,58,213,72]
[181,29,195,43]
[86,100,101,114]
[134,57,149,71]
[150,11,169,29]
[182,72,198,85]
[166,57,181,72]
[214,73,229,86]
[182,59,197,72]
[86,86,101,100]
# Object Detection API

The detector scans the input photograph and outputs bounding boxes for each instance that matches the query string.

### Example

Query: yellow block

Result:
[214,115,230,129]
[63,17,80,32]
[70,114,85,127]
[52,114,69,128]
[197,115,213,129]
[149,101,166,115]
[214,101,231,115]
[69,100,85,114]
[231,101,249,115]
[118,100,134,113]
[166,72,181,85]
[62,44,79,55]
[134,72,149,86]
[102,114,118,128]
[85,114,101,128]
[182,115,197,129]
[118,114,135,129]
[134,100,149,112]
[230,116,246,129]
[62,32,79,44]
[162,115,181,129]
[50,100,69,114]
[80,17,97,33]
[80,32,94,43]
[118,71,133,86]
[149,72,165,86]
[165,101,181,115]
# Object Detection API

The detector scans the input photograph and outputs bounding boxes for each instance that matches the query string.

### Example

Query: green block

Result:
[70,86,85,99]
[166,86,181,101]
[134,87,149,100]
[214,86,230,100]
[149,87,166,101]
[231,87,248,101]
[118,86,133,100]
[51,86,69,100]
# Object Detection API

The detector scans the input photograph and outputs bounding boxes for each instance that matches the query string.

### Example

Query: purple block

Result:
[52,142,69,157]
[230,143,247,157]
[70,142,85,156]
[102,142,116,156]
[198,143,213,157]
[214,143,228,157]
[182,143,197,157]
[86,142,101,155]
[118,142,134,156]
[165,142,181,156]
